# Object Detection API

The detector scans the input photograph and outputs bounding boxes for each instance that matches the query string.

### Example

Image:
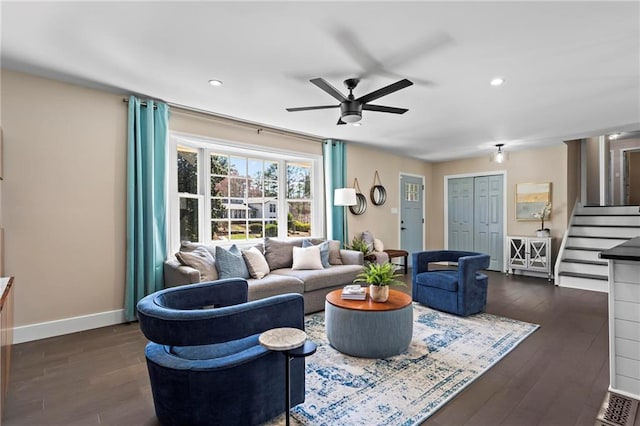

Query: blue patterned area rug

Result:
[266,303,539,426]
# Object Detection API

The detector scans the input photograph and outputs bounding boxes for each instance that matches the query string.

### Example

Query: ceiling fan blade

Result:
[286,105,339,112]
[362,104,409,114]
[356,79,414,104]
[330,26,383,78]
[310,78,348,102]
[337,118,347,125]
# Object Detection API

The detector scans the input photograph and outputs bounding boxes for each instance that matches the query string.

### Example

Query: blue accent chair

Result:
[137,278,306,426]
[412,250,490,316]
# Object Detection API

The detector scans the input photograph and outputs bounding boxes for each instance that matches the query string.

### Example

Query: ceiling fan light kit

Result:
[287,77,413,125]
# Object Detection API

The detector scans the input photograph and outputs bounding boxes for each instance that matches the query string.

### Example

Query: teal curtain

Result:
[124,96,169,322]
[323,139,347,246]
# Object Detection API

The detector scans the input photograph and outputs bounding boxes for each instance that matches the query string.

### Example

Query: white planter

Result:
[536,229,550,237]
[369,285,389,302]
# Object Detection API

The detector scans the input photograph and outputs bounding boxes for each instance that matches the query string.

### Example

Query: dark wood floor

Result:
[2,270,626,425]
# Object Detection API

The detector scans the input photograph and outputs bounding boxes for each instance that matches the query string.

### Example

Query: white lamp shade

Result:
[334,188,357,206]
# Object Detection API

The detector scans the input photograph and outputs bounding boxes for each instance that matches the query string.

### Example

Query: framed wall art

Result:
[516,182,551,221]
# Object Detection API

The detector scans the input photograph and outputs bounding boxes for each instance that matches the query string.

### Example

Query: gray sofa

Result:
[164,238,364,314]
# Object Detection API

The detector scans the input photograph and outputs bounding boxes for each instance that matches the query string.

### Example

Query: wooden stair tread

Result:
[558,271,608,281]
[563,259,608,266]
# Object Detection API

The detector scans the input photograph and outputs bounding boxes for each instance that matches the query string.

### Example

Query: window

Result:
[171,133,323,248]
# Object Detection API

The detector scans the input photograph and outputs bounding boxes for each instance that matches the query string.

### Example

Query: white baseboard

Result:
[12,309,127,344]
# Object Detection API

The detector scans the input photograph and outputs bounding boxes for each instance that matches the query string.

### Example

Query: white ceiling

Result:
[2,1,639,161]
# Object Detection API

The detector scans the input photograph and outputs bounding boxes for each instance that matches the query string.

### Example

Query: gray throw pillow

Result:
[215,245,250,279]
[179,241,216,259]
[362,230,375,252]
[175,246,219,282]
[302,239,330,268]
[328,240,343,265]
[264,238,303,270]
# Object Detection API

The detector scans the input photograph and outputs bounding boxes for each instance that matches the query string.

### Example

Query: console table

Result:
[506,236,553,281]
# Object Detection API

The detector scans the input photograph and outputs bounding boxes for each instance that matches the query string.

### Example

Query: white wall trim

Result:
[581,139,587,205]
[13,309,128,344]
[599,135,606,206]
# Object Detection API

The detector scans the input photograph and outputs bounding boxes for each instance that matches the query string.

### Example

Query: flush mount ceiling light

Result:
[609,133,621,140]
[208,79,223,87]
[494,143,505,163]
[490,77,505,86]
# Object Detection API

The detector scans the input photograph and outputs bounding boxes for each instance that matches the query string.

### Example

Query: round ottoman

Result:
[325,288,413,358]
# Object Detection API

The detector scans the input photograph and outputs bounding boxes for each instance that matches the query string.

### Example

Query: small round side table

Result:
[259,327,317,426]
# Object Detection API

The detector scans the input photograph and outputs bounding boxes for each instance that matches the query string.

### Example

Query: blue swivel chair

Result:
[412,250,490,316]
[137,278,306,426]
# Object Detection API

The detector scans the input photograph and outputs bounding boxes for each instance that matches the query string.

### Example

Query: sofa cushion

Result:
[242,246,270,279]
[215,245,250,280]
[170,334,264,360]
[292,246,323,270]
[414,270,458,292]
[175,247,219,282]
[272,264,364,292]
[302,239,330,268]
[247,274,304,301]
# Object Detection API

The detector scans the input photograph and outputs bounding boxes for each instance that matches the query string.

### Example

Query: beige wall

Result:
[170,109,322,156]
[565,140,581,220]
[2,70,127,327]
[586,137,601,205]
[345,143,432,249]
[427,145,568,261]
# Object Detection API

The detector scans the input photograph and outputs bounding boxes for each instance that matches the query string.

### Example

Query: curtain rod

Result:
[122,98,157,109]
[122,98,323,143]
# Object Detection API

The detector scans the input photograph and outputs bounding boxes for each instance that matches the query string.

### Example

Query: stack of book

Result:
[341,284,366,300]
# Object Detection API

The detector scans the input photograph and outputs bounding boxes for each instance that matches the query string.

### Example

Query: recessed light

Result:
[609,133,621,140]
[208,79,223,87]
[490,77,505,86]
[353,122,362,127]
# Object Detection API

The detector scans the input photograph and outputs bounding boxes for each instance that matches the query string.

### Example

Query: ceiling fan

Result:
[286,77,413,125]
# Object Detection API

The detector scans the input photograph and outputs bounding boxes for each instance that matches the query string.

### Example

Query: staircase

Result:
[556,205,640,292]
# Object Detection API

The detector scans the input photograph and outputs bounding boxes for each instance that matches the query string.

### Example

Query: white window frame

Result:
[168,131,324,252]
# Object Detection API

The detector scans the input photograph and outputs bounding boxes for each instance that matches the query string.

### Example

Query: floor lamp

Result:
[334,188,357,246]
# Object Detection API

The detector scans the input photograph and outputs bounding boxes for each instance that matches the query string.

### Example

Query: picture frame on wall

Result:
[516,182,551,221]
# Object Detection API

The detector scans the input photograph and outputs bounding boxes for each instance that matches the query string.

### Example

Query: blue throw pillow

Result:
[215,244,250,279]
[302,239,330,268]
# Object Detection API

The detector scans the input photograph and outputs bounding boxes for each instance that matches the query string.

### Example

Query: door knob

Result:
[401,227,407,230]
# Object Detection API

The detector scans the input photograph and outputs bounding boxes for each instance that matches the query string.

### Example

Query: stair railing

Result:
[554,200,581,285]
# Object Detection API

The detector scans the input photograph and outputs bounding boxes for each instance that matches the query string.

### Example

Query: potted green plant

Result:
[345,235,372,255]
[354,261,405,302]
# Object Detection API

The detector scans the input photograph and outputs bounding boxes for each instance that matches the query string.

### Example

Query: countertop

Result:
[600,236,640,261]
